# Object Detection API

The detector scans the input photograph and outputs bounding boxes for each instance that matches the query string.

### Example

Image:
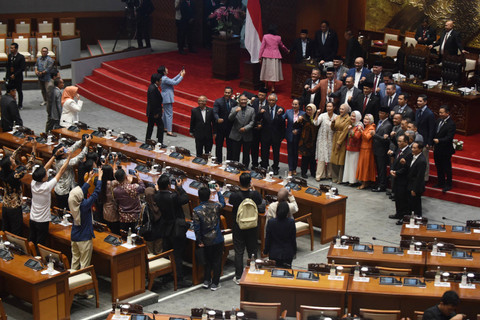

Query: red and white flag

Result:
[245,0,263,63]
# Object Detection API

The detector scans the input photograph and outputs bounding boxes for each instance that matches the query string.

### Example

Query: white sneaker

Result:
[210,283,221,291]
[40,101,46,106]
[232,277,240,285]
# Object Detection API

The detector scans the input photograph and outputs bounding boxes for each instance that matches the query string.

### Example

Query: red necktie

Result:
[363,96,368,113]
[373,76,378,91]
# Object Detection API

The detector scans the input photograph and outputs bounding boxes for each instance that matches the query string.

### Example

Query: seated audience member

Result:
[30,150,73,246]
[289,29,314,63]
[356,114,376,189]
[265,187,298,225]
[264,201,296,268]
[52,136,91,210]
[0,86,23,132]
[60,86,83,128]
[314,102,337,181]
[284,99,305,176]
[154,174,190,287]
[69,168,102,271]
[342,110,363,185]
[113,168,145,232]
[423,290,464,320]
[0,141,37,236]
[377,72,401,99]
[193,186,226,291]
[229,172,265,284]
[301,68,322,110]
[144,186,163,254]
[330,103,351,183]
[99,161,120,235]
[298,103,318,178]
[372,106,393,192]
[346,57,371,88]
[50,78,64,130]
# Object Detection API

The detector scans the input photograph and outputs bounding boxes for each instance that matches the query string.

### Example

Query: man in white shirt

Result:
[30,150,73,245]
[301,68,321,110]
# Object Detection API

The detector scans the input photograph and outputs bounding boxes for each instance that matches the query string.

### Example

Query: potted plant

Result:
[209,6,243,38]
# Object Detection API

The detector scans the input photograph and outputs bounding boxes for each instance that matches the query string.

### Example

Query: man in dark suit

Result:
[318,67,343,113]
[314,20,338,63]
[260,93,285,175]
[415,94,435,181]
[364,61,383,93]
[408,142,427,216]
[381,84,399,110]
[429,20,467,57]
[372,106,393,192]
[346,57,371,88]
[377,72,401,99]
[388,134,412,224]
[415,18,436,46]
[213,87,237,162]
[344,30,364,68]
[6,43,26,109]
[391,93,414,122]
[190,95,216,157]
[228,95,256,167]
[333,56,349,81]
[433,106,456,192]
[329,76,362,112]
[359,81,380,123]
[250,88,268,169]
[1,86,23,132]
[136,0,154,48]
[179,0,196,53]
[301,68,321,110]
[145,73,164,144]
[290,29,314,64]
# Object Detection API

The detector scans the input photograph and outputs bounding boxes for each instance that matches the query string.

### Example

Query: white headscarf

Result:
[352,110,364,129]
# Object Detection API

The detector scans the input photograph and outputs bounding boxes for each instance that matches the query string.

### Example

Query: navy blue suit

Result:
[260,104,285,171]
[346,67,371,87]
[415,106,435,146]
[433,117,456,188]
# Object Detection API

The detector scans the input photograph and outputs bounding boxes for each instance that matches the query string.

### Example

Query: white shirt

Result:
[30,177,58,222]
[200,108,206,122]
[301,40,307,57]
[175,0,182,20]
[345,87,354,105]
[411,153,420,167]
[310,80,319,103]
[440,30,452,54]
[354,70,362,87]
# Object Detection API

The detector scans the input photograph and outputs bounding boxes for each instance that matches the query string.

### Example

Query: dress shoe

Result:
[371,187,386,192]
[442,185,452,192]
[389,195,395,200]
[167,132,177,137]
[178,279,192,288]
[432,184,444,189]
[386,190,392,196]
[251,165,258,170]
[301,173,308,179]
[273,169,279,175]
[161,144,168,148]
[389,214,401,220]
[396,219,404,225]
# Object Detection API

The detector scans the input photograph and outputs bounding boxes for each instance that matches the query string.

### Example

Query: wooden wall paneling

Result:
[260,0,297,52]
[347,0,366,34]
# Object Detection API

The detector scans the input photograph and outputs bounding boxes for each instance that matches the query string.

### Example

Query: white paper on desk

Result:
[104,136,116,140]
[121,243,136,249]
[430,252,446,257]
[333,245,349,250]
[153,150,165,153]
[206,163,218,167]
[41,269,60,276]
[353,277,370,282]
[434,282,451,287]
[407,250,422,255]
[44,142,55,145]
[330,195,341,199]
[473,229,480,234]
[406,224,420,229]
[278,181,287,186]
[459,283,476,289]
[328,275,344,281]
[112,316,130,320]
[148,170,160,175]
[263,178,276,182]
[59,221,72,227]
[186,230,196,241]
[248,269,265,275]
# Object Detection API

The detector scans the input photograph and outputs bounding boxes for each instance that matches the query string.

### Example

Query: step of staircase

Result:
[87,44,103,57]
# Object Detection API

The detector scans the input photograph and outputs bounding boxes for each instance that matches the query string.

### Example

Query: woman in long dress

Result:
[158,65,185,137]
[259,25,289,92]
[330,103,351,183]
[342,110,363,185]
[356,114,377,189]
[313,102,337,181]
[298,103,319,178]
[60,86,83,128]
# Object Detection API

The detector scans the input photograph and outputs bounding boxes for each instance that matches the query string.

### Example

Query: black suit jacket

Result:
[213,97,237,134]
[433,117,456,155]
[6,53,26,81]
[180,0,195,22]
[359,93,380,123]
[415,106,435,146]
[364,72,384,92]
[301,78,322,110]
[290,38,314,63]
[381,93,399,110]
[0,95,23,132]
[392,104,415,122]
[314,29,338,61]
[146,83,163,117]
[264,218,297,260]
[154,187,189,237]
[372,119,393,157]
[415,25,436,45]
[345,37,364,68]
[190,106,216,140]
[433,29,463,56]
[251,98,266,129]
[408,153,427,194]
[260,104,285,143]
[391,146,413,186]
[329,85,362,112]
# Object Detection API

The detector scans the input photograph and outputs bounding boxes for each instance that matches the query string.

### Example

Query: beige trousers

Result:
[316,161,332,180]
[71,239,93,270]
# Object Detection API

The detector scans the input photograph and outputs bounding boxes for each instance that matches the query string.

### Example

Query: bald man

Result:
[429,21,467,56]
[346,57,371,88]
[265,188,298,226]
[190,95,216,157]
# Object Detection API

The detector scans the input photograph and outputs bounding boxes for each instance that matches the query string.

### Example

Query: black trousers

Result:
[261,138,281,170]
[204,241,224,285]
[287,137,300,171]
[233,226,258,278]
[176,19,183,51]
[250,130,261,167]
[374,153,389,189]
[301,154,317,176]
[178,21,194,52]
[136,16,152,48]
[393,182,409,217]
[215,130,234,161]
[195,136,213,157]
[55,192,69,211]
[164,236,187,280]
[434,152,452,187]
[12,78,23,107]
[2,206,23,236]
[146,115,164,143]
[409,192,422,216]
[106,221,120,235]
[29,220,49,246]
[232,139,251,168]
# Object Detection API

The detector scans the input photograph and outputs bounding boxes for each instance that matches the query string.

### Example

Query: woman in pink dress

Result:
[259,25,289,92]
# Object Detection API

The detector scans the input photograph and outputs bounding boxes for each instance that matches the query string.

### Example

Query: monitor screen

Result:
[452,251,467,258]
[403,278,419,286]
[297,271,313,280]
[452,225,466,232]
[380,277,395,285]
[272,269,286,277]
[427,224,441,230]
[383,246,399,253]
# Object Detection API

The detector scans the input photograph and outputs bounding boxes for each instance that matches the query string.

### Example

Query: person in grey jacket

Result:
[228,94,256,168]
[158,65,185,137]
[50,78,64,130]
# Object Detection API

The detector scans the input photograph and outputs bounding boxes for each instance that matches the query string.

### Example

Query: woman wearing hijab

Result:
[158,65,186,137]
[342,110,363,185]
[330,103,351,183]
[298,103,319,178]
[60,86,83,128]
[356,114,377,189]
[313,102,337,181]
[259,25,290,93]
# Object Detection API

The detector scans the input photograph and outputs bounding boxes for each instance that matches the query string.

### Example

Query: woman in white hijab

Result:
[342,110,364,185]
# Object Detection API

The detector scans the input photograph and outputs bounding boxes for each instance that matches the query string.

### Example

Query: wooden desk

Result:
[106,312,189,320]
[426,251,480,272]
[0,253,69,320]
[327,243,426,275]
[240,267,348,317]
[400,224,480,246]
[399,83,480,135]
[49,128,347,244]
[347,276,480,319]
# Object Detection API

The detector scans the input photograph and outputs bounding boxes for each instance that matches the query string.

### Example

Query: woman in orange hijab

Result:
[60,86,83,128]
